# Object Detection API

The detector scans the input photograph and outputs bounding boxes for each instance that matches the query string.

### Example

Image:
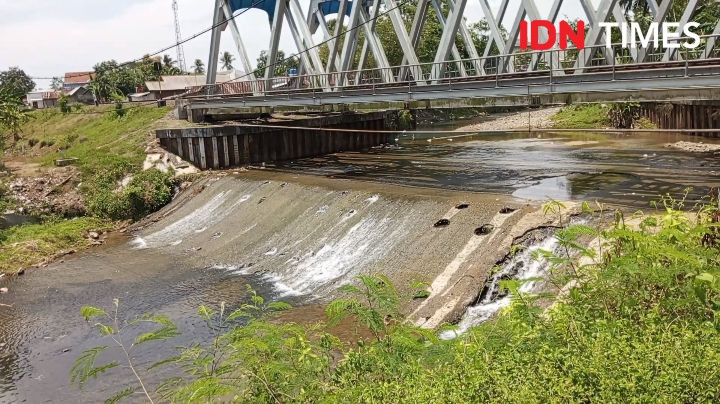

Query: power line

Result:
[28,0,267,81]
[216,0,417,86]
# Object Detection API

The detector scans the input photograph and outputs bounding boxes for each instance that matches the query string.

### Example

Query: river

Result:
[1,129,719,402]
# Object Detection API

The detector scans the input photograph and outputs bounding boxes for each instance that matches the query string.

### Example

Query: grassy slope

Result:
[1,105,171,274]
[551,104,611,129]
[17,104,170,174]
[0,218,113,274]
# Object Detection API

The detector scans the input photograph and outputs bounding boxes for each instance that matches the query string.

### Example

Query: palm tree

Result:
[193,59,206,74]
[162,54,176,70]
[221,51,235,71]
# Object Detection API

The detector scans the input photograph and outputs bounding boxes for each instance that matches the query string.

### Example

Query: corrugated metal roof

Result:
[64,71,94,84]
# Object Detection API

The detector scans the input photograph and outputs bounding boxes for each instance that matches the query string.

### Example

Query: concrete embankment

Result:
[133,171,562,324]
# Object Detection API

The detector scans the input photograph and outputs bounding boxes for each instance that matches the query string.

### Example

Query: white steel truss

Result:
[205,0,720,93]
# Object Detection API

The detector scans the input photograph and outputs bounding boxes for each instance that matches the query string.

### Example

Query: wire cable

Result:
[28,0,267,81]
[215,0,418,86]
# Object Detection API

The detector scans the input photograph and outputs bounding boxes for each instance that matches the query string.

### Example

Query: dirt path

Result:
[454,107,561,132]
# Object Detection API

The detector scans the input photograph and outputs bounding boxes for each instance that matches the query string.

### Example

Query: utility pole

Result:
[172,0,187,73]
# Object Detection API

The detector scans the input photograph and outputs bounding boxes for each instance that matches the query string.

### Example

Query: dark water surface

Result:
[276,131,720,207]
[1,130,720,402]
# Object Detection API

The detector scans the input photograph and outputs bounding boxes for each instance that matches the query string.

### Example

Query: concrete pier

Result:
[156,111,398,170]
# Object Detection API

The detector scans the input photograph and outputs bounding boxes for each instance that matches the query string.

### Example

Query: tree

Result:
[0,67,36,102]
[161,54,182,75]
[90,60,146,101]
[193,59,206,74]
[221,51,235,71]
[0,88,29,147]
[255,50,299,78]
[50,77,64,92]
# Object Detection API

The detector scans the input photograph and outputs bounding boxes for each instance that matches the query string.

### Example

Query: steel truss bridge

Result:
[191,0,720,111]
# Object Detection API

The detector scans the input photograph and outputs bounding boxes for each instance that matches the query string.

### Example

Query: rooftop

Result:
[145,70,250,92]
[64,71,95,85]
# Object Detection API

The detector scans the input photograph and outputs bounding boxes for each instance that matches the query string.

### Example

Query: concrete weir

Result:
[155,111,398,170]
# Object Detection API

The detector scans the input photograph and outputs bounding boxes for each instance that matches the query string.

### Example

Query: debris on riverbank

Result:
[4,163,85,216]
[666,141,720,153]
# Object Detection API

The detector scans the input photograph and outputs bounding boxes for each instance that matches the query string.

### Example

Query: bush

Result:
[0,181,13,212]
[58,94,72,114]
[608,102,641,129]
[86,167,174,221]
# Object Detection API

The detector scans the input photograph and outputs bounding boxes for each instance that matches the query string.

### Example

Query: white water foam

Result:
[257,210,412,297]
[365,195,380,205]
[135,191,250,248]
[440,234,560,339]
[129,236,148,250]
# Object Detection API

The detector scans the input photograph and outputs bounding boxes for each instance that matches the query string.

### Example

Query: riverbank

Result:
[0,104,183,275]
[454,107,562,131]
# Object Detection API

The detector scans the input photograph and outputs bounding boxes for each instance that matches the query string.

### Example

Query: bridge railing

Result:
[188,33,720,100]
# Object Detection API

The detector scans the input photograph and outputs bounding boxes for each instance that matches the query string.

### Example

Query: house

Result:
[63,71,94,92]
[67,86,95,104]
[26,91,60,109]
[127,92,155,102]
[144,70,249,100]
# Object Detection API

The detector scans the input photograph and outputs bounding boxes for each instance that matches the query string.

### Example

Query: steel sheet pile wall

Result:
[156,111,394,169]
[640,102,720,135]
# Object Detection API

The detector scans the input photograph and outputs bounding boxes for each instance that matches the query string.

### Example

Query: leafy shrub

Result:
[0,181,13,212]
[39,139,55,148]
[86,166,174,221]
[58,94,72,114]
[608,102,641,128]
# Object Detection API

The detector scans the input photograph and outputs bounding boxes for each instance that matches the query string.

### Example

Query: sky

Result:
[0,0,587,90]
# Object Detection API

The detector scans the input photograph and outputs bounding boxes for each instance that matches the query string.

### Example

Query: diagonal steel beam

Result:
[206,0,227,85]
[315,10,341,72]
[577,0,618,70]
[326,0,349,74]
[637,0,672,62]
[707,20,720,58]
[663,0,700,61]
[431,0,468,81]
[265,0,287,81]
[359,5,395,82]
[430,0,467,77]
[385,0,425,84]
[480,0,509,59]
[451,0,482,76]
[288,0,325,76]
[399,0,430,80]
[338,0,362,85]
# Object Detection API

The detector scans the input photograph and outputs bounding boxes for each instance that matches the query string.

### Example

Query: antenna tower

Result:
[172,0,187,72]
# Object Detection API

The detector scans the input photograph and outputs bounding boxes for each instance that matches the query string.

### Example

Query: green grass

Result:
[552,104,611,129]
[0,104,173,274]
[16,104,170,175]
[0,217,113,274]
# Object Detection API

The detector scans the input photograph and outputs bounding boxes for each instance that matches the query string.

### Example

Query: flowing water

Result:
[1,129,720,402]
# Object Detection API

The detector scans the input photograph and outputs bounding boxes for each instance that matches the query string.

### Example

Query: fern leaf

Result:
[104,387,135,404]
[70,346,118,388]
[134,315,179,345]
[80,306,107,321]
